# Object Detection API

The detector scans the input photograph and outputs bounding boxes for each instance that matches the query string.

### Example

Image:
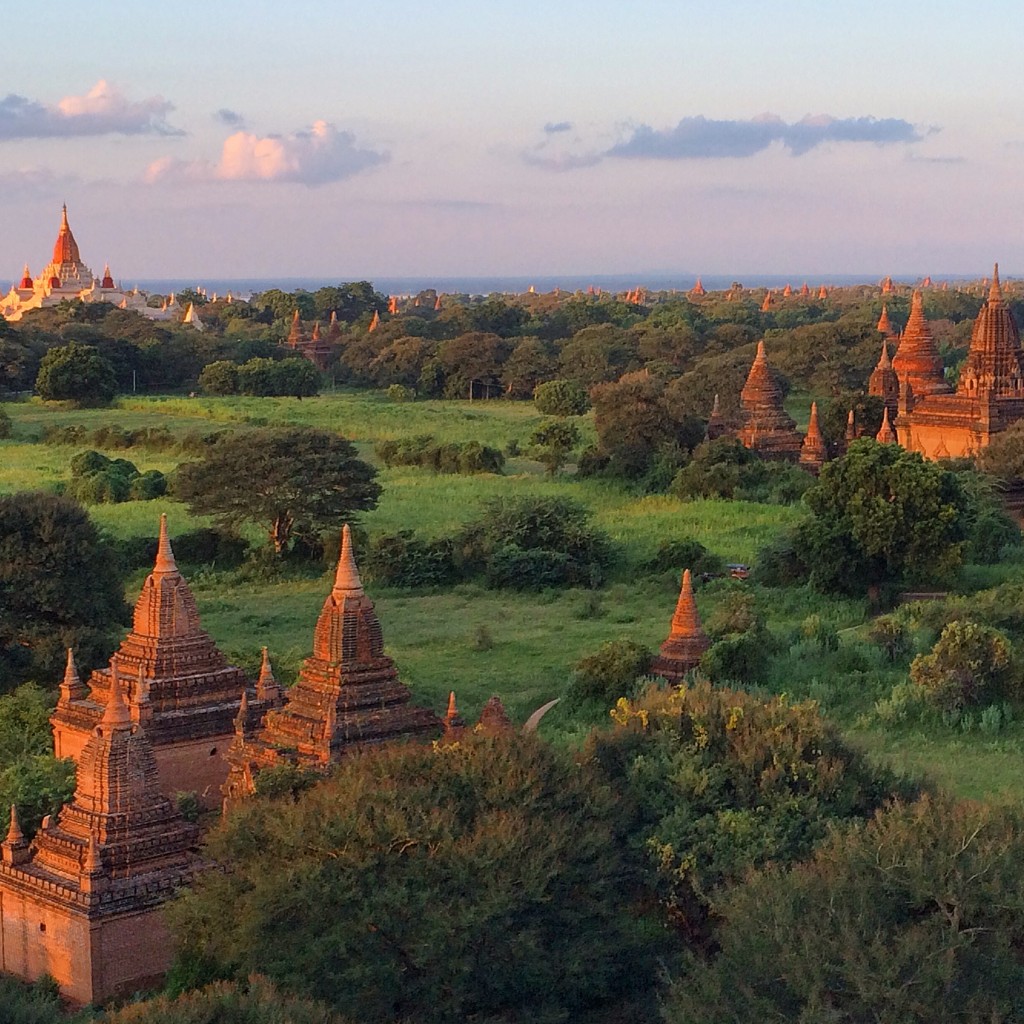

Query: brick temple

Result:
[285,308,338,370]
[51,515,252,807]
[223,526,439,809]
[736,340,804,461]
[895,266,1024,457]
[0,669,201,1004]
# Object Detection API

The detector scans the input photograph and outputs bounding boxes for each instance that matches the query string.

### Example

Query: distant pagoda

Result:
[798,401,828,473]
[736,341,802,460]
[891,290,950,399]
[223,526,440,809]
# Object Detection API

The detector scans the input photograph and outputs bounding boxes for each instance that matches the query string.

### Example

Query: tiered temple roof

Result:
[1,670,201,1002]
[650,570,711,681]
[737,341,803,460]
[51,516,250,787]
[956,265,1024,398]
[868,332,899,415]
[224,526,439,805]
[798,402,828,473]
[891,290,950,398]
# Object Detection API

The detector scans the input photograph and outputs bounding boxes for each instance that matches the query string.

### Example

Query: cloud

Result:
[0,166,82,197]
[0,80,180,139]
[608,113,923,160]
[543,121,573,134]
[145,120,387,186]
[214,108,245,127]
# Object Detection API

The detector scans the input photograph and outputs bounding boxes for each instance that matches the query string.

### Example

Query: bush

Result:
[534,378,590,416]
[129,469,168,500]
[0,404,11,439]
[753,531,808,586]
[198,360,239,395]
[363,531,459,588]
[642,537,724,576]
[374,434,504,475]
[385,383,415,402]
[36,341,117,406]
[457,496,613,590]
[701,626,777,685]
[910,619,1016,711]
[66,450,166,505]
[869,613,913,663]
[567,638,653,707]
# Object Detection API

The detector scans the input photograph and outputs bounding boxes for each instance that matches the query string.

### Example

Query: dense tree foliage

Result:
[796,439,970,596]
[175,428,381,555]
[168,733,661,1024]
[666,796,1024,1024]
[35,342,116,406]
[0,493,128,687]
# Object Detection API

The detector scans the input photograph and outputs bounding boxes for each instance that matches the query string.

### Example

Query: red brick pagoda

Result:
[737,341,803,460]
[798,401,828,473]
[223,526,439,809]
[1,669,201,1004]
[891,289,950,399]
[51,515,251,806]
[650,569,711,681]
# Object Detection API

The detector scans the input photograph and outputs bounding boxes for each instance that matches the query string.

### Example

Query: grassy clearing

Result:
[3,392,1022,800]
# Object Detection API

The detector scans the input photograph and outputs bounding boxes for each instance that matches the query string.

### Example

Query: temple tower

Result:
[51,516,251,807]
[876,406,897,444]
[1,671,201,1004]
[956,264,1024,398]
[223,526,439,809]
[736,341,803,460]
[650,570,711,681]
[868,330,899,416]
[891,290,950,398]
[799,402,828,473]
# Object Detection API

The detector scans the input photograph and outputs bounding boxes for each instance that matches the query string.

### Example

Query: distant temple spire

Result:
[650,570,711,681]
[799,402,828,473]
[876,405,897,444]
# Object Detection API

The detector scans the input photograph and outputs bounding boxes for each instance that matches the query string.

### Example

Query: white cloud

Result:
[145,120,386,186]
[0,80,180,139]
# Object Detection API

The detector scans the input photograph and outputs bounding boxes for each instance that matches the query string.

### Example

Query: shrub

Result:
[701,626,776,685]
[567,638,653,707]
[198,360,240,395]
[910,619,1016,711]
[753,530,808,586]
[869,614,913,663]
[642,538,724,576]
[534,378,590,416]
[363,532,458,588]
[374,434,503,475]
[385,383,415,402]
[128,469,168,501]
[0,404,11,439]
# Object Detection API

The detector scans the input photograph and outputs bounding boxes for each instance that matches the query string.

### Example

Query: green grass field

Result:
[2,392,1021,801]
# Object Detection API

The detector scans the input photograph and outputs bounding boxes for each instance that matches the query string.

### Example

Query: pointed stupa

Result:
[4,804,25,848]
[101,264,114,289]
[183,302,205,330]
[691,278,706,296]
[58,648,88,705]
[891,289,950,397]
[650,570,711,681]
[434,293,443,311]
[760,290,774,312]
[818,285,828,300]
[706,392,728,440]
[388,295,399,314]
[326,310,342,342]
[286,309,305,349]
[443,691,465,733]
[476,696,513,735]
[783,283,793,297]
[875,405,897,444]
[100,665,132,730]
[877,305,895,338]
[255,647,280,704]
[800,282,810,297]
[227,525,439,777]
[881,275,894,294]
[368,309,381,332]
[869,329,899,415]
[799,402,828,473]
[234,690,250,737]
[18,264,33,289]
[845,408,857,442]
[957,262,1024,398]
[1,804,30,866]
[737,341,802,459]
[52,204,82,266]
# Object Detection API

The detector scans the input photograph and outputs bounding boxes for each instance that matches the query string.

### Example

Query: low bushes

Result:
[375,434,504,475]
[66,450,167,504]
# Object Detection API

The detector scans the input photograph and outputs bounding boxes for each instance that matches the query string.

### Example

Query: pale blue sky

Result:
[3,0,1023,279]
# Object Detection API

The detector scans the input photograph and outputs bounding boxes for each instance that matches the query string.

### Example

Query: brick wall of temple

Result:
[0,890,93,1004]
[52,726,87,763]
[154,732,233,808]
[92,907,174,1002]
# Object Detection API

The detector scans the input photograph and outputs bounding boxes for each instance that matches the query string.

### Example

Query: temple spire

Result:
[153,514,178,575]
[876,406,897,444]
[650,569,711,681]
[989,262,1003,303]
[256,646,279,703]
[333,525,364,596]
[5,804,24,847]
[799,402,828,473]
[101,665,132,730]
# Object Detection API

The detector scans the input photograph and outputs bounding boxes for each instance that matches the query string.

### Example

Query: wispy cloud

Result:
[214,108,245,128]
[145,120,387,186]
[608,114,923,159]
[0,166,82,197]
[0,80,180,140]
[524,112,926,171]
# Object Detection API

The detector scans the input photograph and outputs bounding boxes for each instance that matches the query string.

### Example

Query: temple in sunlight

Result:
[891,266,1024,458]
[222,525,440,810]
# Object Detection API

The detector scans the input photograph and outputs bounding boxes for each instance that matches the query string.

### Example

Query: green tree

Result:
[237,357,321,398]
[175,428,381,556]
[796,438,969,597]
[501,337,555,398]
[198,360,239,395]
[557,324,639,387]
[666,796,1024,1024]
[167,733,660,1024]
[586,682,908,946]
[528,417,580,475]
[910,619,1016,711]
[533,378,589,416]
[0,493,128,686]
[35,341,116,406]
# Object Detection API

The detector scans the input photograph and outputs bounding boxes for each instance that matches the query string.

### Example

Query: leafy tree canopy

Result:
[175,427,381,555]
[35,341,116,406]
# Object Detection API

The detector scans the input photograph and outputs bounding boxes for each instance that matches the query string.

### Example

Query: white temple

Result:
[0,206,153,321]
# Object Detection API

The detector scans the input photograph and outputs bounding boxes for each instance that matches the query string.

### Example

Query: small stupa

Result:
[650,570,711,681]
[736,341,803,460]
[876,406,897,444]
[798,402,828,473]
[891,290,950,398]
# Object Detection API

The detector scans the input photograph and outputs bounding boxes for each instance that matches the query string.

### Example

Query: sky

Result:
[3,0,1024,280]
